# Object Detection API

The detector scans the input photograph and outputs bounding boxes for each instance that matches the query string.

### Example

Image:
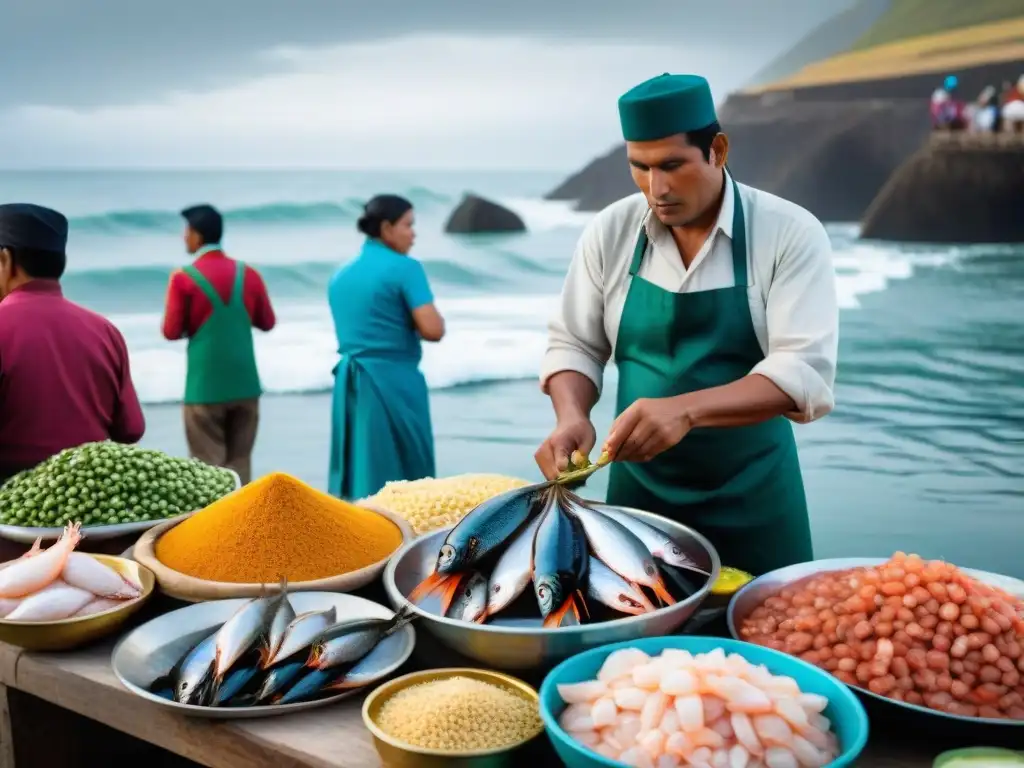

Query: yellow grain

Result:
[376,676,542,752]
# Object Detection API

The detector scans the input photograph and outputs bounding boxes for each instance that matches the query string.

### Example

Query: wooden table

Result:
[0,537,1018,766]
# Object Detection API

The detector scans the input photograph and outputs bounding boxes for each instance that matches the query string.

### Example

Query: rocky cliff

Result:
[860,132,1024,243]
[548,58,1024,223]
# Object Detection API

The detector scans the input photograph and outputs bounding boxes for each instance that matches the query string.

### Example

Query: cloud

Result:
[0,0,853,110]
[3,34,769,170]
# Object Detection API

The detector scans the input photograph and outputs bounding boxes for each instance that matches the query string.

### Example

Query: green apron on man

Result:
[605,177,814,577]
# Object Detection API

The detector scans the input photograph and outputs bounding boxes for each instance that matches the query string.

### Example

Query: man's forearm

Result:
[677,374,796,429]
[547,370,600,422]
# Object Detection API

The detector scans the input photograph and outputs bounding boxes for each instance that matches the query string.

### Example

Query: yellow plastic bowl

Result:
[0,555,155,651]
[362,668,544,768]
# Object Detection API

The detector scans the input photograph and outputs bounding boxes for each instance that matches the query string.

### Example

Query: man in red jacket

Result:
[161,205,276,484]
[0,203,145,483]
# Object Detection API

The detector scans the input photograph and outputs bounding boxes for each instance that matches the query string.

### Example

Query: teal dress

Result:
[327,239,436,500]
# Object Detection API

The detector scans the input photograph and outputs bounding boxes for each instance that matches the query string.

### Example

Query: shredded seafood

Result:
[556,647,840,768]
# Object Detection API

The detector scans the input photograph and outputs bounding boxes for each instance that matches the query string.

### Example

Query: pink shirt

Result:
[0,281,145,479]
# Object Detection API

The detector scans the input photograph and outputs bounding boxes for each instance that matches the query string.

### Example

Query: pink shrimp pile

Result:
[556,647,841,768]
[0,524,141,623]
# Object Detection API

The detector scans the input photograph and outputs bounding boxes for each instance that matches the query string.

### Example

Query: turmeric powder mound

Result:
[154,472,403,583]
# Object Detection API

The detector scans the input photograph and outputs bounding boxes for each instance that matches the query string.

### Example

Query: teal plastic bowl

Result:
[539,636,869,768]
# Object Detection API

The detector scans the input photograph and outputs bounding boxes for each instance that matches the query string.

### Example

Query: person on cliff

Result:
[1001,75,1024,133]
[0,204,145,483]
[534,74,838,578]
[161,204,276,485]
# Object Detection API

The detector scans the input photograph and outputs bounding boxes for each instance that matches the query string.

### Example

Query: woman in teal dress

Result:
[327,195,446,500]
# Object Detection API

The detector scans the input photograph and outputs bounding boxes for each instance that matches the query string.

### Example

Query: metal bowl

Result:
[362,667,543,768]
[727,557,1024,728]
[112,591,415,719]
[0,555,155,651]
[383,503,719,670]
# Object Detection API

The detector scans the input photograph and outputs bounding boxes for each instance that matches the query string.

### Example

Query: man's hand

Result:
[603,396,692,463]
[535,418,596,480]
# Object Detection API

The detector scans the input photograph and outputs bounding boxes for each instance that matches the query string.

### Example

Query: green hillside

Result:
[851,0,1024,50]
[745,0,891,87]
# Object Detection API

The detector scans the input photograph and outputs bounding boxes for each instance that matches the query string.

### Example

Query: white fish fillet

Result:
[6,581,95,621]
[62,553,140,598]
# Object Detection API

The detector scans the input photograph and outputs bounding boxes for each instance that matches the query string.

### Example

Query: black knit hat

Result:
[0,203,68,253]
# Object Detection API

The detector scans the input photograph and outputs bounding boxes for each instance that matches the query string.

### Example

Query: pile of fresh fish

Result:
[0,524,142,621]
[149,585,415,708]
[409,482,710,629]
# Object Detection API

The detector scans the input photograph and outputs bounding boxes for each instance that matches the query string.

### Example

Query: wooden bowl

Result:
[132,502,413,603]
[0,555,156,651]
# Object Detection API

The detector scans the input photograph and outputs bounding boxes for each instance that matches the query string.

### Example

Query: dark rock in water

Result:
[444,194,526,234]
[860,133,1024,244]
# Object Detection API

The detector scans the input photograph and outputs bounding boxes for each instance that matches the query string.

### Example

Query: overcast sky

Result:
[1,1,854,170]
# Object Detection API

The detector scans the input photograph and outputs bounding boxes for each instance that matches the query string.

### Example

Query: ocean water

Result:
[3,170,1022,576]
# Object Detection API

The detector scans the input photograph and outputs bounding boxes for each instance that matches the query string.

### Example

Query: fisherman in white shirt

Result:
[535,74,839,576]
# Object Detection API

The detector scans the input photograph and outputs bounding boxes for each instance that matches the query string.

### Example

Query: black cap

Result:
[181,204,224,244]
[0,203,68,253]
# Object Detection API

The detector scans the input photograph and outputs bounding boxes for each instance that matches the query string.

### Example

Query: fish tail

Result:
[407,570,453,604]
[543,598,574,629]
[278,575,289,595]
[573,593,589,622]
[652,578,676,606]
[437,573,468,617]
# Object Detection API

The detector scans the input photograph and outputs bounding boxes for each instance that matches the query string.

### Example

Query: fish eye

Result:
[646,564,657,576]
[439,544,456,563]
[492,584,501,593]
[670,544,684,557]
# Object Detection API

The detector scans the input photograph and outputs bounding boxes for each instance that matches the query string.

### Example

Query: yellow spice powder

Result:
[376,676,542,752]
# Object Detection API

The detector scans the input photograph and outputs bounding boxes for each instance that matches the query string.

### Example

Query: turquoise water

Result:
[3,170,1022,577]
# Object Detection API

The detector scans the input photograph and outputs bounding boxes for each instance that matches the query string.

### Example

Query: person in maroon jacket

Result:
[161,204,276,484]
[0,203,145,483]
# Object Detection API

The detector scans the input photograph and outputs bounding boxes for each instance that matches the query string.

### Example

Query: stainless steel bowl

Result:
[383,503,719,670]
[727,557,1024,728]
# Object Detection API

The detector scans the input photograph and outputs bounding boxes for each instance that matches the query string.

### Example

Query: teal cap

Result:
[618,73,718,142]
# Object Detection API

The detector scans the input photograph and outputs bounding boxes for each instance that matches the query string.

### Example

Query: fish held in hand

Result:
[445,571,488,623]
[0,523,81,598]
[408,484,543,613]
[307,606,414,671]
[175,631,218,706]
[62,553,141,599]
[587,556,655,616]
[532,489,590,628]
[263,606,336,668]
[5,580,94,622]
[213,581,288,682]
[593,505,709,576]
[562,494,676,606]
[484,512,542,621]
[260,594,296,668]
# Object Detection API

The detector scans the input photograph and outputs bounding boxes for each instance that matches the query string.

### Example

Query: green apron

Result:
[605,178,813,576]
[182,261,262,406]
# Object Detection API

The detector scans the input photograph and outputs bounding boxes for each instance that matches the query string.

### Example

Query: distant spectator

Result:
[930,75,967,131]
[1002,75,1024,133]
[968,86,999,132]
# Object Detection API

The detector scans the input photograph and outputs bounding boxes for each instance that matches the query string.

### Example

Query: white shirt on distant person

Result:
[540,173,839,424]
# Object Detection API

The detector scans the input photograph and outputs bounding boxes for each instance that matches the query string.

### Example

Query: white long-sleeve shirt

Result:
[540,174,839,423]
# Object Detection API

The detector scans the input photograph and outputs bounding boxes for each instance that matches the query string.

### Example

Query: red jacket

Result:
[161,250,276,340]
[0,281,145,478]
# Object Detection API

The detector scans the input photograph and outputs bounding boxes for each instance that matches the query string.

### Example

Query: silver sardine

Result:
[308,607,414,671]
[263,607,337,667]
[587,556,655,616]
[262,594,296,667]
[445,571,488,623]
[485,513,542,620]
[562,494,675,605]
[213,587,287,681]
[174,631,218,706]
[593,506,709,576]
